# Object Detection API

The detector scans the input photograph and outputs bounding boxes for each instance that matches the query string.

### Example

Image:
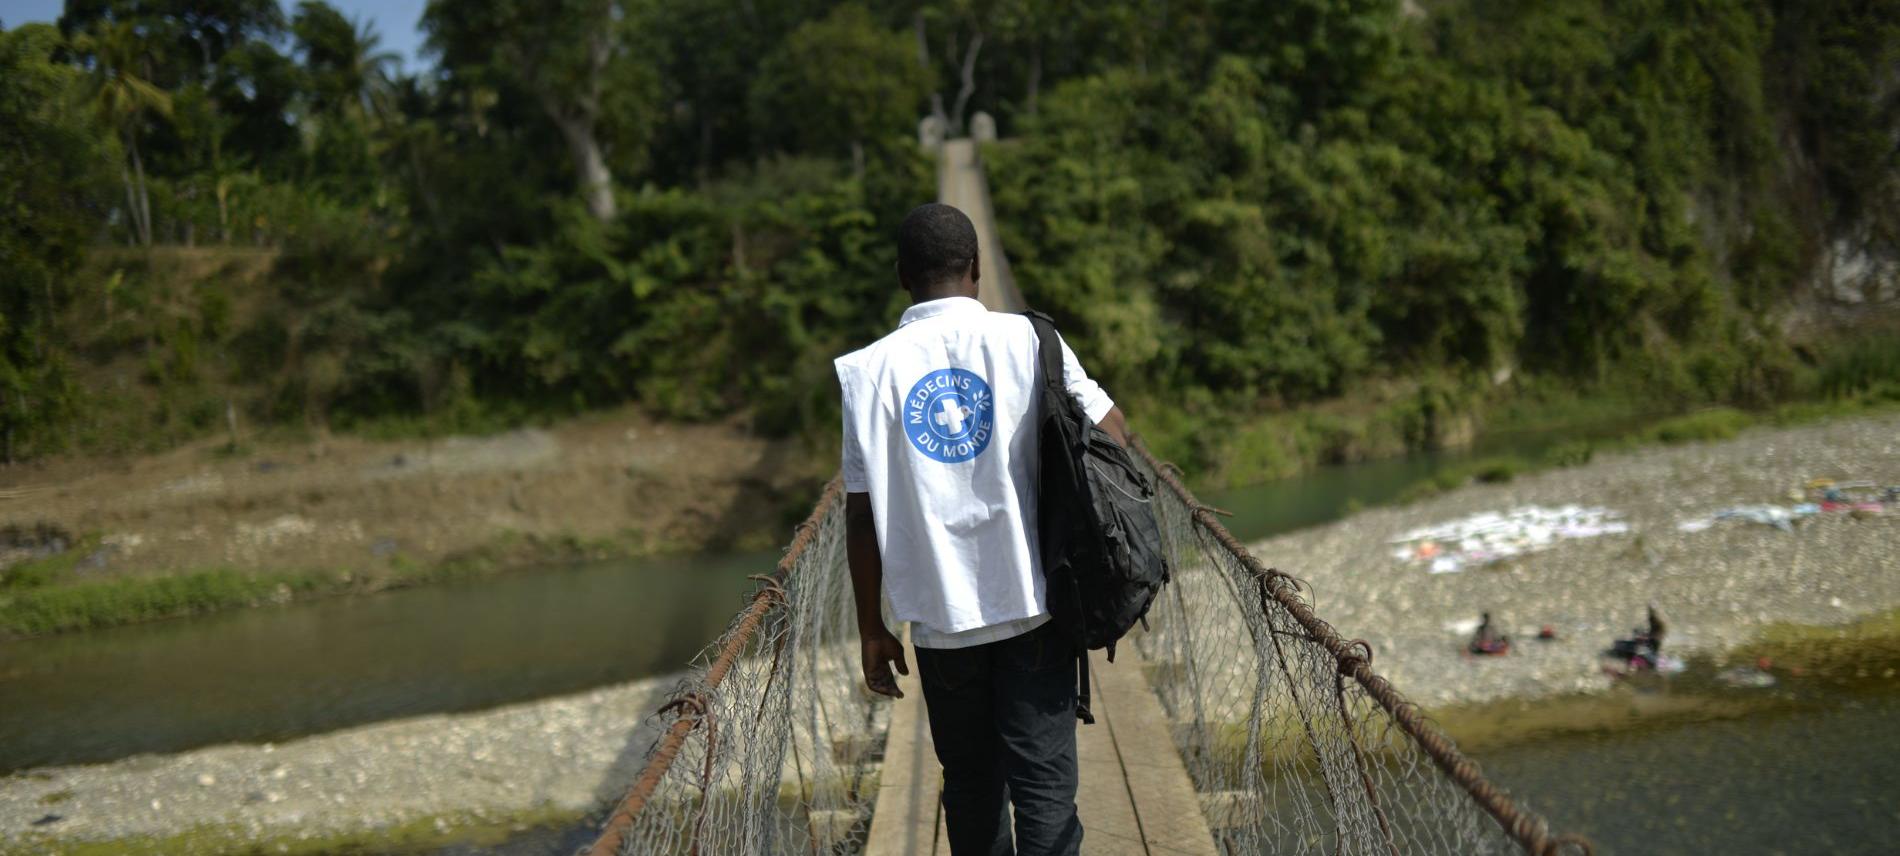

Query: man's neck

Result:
[910,286,977,304]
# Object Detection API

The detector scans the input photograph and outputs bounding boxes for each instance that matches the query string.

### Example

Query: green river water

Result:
[1477,677,1900,855]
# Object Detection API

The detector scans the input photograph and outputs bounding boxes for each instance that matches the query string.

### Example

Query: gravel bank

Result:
[1240,413,1900,709]
[0,675,678,851]
[0,647,876,854]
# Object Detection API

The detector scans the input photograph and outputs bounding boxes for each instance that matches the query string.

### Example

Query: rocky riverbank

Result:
[0,675,679,853]
[1239,412,1900,710]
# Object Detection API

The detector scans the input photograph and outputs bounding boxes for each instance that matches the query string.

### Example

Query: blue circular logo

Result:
[904,368,995,463]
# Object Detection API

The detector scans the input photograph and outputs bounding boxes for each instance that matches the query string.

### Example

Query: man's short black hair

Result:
[897,203,978,289]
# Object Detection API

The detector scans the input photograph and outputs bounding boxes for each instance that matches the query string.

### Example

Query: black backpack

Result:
[1023,311,1170,723]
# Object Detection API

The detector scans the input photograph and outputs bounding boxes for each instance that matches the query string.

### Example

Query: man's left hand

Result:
[860,627,909,698]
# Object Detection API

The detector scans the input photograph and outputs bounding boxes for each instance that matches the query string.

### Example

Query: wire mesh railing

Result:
[1129,440,1591,856]
[584,478,885,856]
[583,440,1590,855]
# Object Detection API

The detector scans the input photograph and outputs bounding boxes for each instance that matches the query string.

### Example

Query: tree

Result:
[909,0,991,134]
[59,0,286,87]
[1208,0,1401,119]
[74,19,174,247]
[750,5,931,168]
[0,24,101,460]
[293,1,399,123]
[424,0,624,221]
[987,0,1079,118]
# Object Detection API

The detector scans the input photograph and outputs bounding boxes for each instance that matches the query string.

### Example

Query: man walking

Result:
[835,203,1129,856]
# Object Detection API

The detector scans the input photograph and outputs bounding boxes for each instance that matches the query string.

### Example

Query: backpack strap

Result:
[1023,310,1096,725]
[1022,310,1067,401]
[1075,651,1095,725]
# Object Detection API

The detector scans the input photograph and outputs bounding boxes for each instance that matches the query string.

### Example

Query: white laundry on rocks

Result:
[1388,505,1631,574]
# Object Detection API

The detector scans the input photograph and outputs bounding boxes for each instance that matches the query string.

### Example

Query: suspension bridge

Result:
[577,136,1594,856]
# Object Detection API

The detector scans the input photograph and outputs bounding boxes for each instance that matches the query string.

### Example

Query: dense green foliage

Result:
[993,0,1896,411]
[0,0,1894,468]
[0,24,102,461]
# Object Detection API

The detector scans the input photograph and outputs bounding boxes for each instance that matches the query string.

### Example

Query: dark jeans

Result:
[914,621,1082,856]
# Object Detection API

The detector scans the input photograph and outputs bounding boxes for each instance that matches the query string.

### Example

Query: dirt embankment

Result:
[0,409,825,586]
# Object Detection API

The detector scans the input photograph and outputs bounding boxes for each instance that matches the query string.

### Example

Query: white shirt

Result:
[835,297,1114,649]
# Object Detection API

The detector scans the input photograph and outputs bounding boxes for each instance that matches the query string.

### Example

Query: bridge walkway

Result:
[864,638,1220,856]
[936,138,1027,314]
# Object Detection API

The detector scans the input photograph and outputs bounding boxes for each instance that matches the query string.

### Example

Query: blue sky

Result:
[0,0,431,71]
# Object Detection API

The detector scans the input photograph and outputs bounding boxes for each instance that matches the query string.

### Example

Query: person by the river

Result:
[1622,603,1667,667]
[1468,611,1511,656]
[1644,603,1667,654]
[836,203,1130,856]
[1605,603,1672,673]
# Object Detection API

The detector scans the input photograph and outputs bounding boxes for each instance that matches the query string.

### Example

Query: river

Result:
[5,422,1893,852]
[0,551,764,773]
[0,428,1557,773]
[1474,660,1900,855]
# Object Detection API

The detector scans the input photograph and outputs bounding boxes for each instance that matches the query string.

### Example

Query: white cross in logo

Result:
[934,398,970,434]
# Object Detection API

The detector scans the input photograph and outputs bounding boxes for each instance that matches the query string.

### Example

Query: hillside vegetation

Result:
[2,0,1896,483]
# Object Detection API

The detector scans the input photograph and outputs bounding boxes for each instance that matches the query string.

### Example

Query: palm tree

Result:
[75,21,172,247]
[344,18,400,123]
[293,1,399,124]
